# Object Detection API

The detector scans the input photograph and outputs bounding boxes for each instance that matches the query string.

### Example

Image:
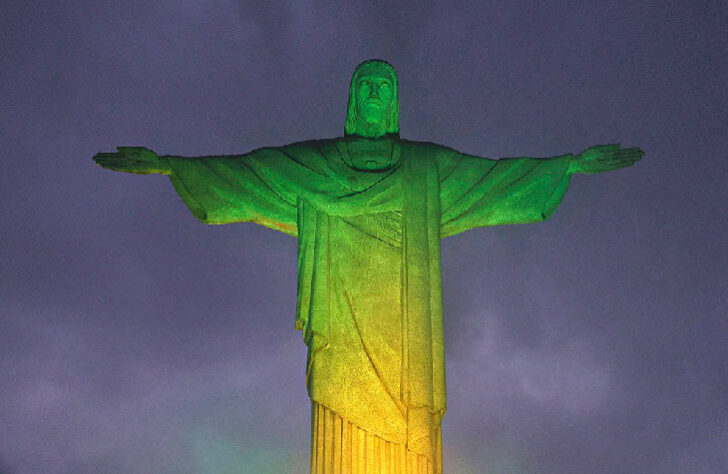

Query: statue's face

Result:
[354,63,394,134]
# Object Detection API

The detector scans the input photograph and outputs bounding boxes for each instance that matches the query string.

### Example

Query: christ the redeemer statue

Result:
[94,59,642,474]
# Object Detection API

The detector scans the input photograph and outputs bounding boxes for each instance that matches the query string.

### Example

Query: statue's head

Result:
[345,59,399,138]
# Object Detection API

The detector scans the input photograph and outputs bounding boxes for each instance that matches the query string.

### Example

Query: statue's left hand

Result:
[93,147,171,175]
[568,144,644,175]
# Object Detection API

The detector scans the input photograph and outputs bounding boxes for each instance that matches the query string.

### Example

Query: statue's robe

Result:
[163,137,571,473]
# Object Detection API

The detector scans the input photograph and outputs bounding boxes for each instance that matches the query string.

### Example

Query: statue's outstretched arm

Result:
[94,145,300,234]
[568,144,644,175]
[93,147,171,175]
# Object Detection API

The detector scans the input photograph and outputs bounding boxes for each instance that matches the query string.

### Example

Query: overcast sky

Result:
[1,1,727,473]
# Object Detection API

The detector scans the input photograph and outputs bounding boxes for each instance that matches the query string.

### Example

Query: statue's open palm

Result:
[93,147,171,175]
[569,144,644,175]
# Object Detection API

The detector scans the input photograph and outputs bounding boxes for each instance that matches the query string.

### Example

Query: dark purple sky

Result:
[1,1,727,473]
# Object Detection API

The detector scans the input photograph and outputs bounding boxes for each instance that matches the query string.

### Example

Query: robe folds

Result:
[163,137,571,471]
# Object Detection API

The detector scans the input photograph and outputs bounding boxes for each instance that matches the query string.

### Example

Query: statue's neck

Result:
[344,135,398,170]
[351,120,388,139]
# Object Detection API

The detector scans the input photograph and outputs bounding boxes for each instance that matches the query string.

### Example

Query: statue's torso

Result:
[299,137,447,443]
[344,136,397,170]
[305,136,407,437]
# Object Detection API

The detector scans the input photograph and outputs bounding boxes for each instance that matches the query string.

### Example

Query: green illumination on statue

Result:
[94,59,642,473]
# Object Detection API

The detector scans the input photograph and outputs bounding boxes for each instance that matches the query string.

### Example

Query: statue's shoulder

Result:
[270,138,345,174]
[399,138,455,152]
[244,137,336,162]
[398,139,459,158]
[278,137,343,155]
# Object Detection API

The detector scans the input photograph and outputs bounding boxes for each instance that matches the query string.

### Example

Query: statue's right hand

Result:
[93,147,171,175]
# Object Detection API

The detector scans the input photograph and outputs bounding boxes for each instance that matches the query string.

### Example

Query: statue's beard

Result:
[353,105,389,138]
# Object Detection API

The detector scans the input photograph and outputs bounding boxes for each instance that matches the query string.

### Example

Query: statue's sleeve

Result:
[162,144,324,236]
[438,150,572,237]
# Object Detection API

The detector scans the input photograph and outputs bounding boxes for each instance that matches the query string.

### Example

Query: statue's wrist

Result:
[159,155,173,175]
[566,153,580,175]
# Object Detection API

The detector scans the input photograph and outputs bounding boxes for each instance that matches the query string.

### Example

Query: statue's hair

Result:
[344,59,400,136]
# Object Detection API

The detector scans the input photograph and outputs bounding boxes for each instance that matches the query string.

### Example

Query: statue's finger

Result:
[95,158,142,170]
[94,155,127,164]
[611,161,634,171]
[594,156,614,165]
[613,157,635,166]
[586,157,632,173]
[625,148,645,160]
[594,148,631,161]
[93,157,123,167]
[604,159,636,172]
[604,153,631,163]
[95,159,127,169]
[616,152,643,163]
[614,147,642,158]
[93,152,122,161]
[603,149,642,163]
[608,153,637,163]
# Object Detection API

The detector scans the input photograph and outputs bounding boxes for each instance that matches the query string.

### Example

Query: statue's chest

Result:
[329,210,403,291]
[333,210,403,250]
[346,139,395,170]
